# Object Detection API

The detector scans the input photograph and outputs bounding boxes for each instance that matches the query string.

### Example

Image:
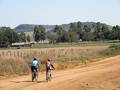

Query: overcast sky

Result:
[0,0,120,28]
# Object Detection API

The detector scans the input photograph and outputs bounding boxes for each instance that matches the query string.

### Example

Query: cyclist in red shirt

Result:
[45,59,55,81]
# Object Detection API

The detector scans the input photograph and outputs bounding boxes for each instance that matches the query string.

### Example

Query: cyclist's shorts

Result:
[46,66,51,72]
[31,66,38,72]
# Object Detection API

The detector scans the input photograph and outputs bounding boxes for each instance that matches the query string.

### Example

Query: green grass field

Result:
[31,40,120,48]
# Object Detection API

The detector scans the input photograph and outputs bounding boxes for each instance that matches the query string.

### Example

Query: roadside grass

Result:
[0,46,107,76]
[100,44,120,57]
[0,42,120,77]
[0,56,29,76]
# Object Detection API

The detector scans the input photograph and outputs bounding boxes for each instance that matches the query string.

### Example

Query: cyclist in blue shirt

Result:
[31,58,40,73]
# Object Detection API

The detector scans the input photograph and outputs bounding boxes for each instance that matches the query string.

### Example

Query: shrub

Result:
[100,44,120,56]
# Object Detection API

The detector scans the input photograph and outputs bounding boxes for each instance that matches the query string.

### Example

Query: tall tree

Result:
[76,21,83,39]
[19,32,26,42]
[53,25,67,42]
[26,35,31,42]
[34,25,46,42]
[69,23,77,32]
[68,32,78,42]
[0,27,19,43]
[82,32,94,41]
[47,33,58,43]
[101,25,110,40]
[111,25,120,40]
[94,22,103,40]
[83,25,91,32]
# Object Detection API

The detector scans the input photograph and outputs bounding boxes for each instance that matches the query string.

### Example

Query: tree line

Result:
[47,22,120,43]
[0,22,120,47]
[0,27,30,47]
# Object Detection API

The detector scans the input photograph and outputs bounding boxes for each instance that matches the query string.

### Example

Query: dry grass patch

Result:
[0,46,108,76]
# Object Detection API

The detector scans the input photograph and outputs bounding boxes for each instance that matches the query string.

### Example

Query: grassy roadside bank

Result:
[0,44,120,77]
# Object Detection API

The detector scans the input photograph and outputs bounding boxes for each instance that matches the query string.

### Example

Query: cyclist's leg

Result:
[46,67,49,81]
[31,66,34,81]
[32,66,36,82]
[35,67,38,81]
[48,70,52,81]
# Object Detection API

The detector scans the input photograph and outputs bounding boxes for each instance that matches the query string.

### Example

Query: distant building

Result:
[38,40,50,44]
[11,42,32,47]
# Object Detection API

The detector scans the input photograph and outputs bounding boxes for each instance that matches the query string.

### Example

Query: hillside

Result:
[15,24,55,32]
[14,22,112,33]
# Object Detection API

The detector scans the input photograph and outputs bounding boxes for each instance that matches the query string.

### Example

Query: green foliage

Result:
[76,21,83,33]
[51,25,71,43]
[94,22,104,40]
[110,25,120,40]
[19,32,26,42]
[100,44,120,56]
[68,31,78,42]
[0,27,19,47]
[34,25,46,42]
[26,35,31,42]
[76,21,83,39]
[47,33,58,43]
[1,22,120,46]
[69,23,77,32]
[83,25,91,32]
[82,32,94,41]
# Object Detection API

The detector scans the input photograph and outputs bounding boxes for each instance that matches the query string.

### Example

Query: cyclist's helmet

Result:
[34,57,37,60]
[48,58,51,61]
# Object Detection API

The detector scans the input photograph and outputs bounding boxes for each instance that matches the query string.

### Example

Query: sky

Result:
[0,0,120,28]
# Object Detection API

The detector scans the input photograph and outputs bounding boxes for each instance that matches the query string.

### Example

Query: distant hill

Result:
[15,24,55,32]
[15,22,112,33]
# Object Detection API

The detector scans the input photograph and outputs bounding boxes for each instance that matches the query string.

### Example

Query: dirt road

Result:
[0,56,120,90]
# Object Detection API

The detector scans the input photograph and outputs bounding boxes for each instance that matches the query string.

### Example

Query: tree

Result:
[116,25,120,40]
[110,25,120,40]
[0,27,19,46]
[101,25,110,40]
[34,25,46,42]
[68,32,78,42]
[82,25,94,41]
[60,32,70,42]
[83,25,91,32]
[53,25,67,42]
[94,22,103,40]
[69,23,77,32]
[47,33,58,43]
[19,32,26,42]
[76,21,83,39]
[82,32,94,41]
[26,35,31,42]
[0,30,9,47]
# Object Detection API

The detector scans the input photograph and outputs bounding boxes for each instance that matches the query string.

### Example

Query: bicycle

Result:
[32,69,38,82]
